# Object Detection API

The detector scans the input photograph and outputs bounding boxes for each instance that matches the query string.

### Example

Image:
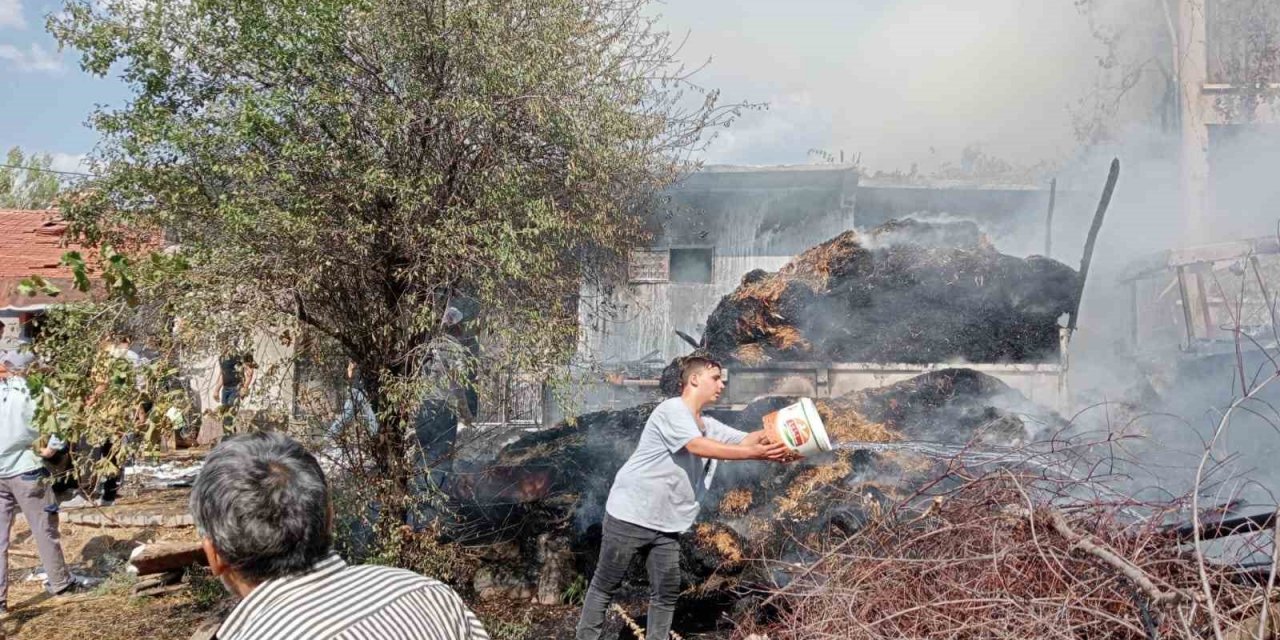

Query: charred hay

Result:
[459,368,1055,627]
[703,219,1079,365]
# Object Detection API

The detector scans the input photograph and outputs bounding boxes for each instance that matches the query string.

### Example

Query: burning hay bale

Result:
[459,368,1061,627]
[840,368,1048,444]
[813,400,897,444]
[702,219,1079,365]
[448,402,656,543]
[718,488,755,518]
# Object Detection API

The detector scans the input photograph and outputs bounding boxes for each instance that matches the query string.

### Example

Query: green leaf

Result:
[61,251,92,292]
[18,276,60,297]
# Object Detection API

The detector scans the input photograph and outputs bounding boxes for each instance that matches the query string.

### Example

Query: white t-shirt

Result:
[0,376,42,478]
[605,397,747,533]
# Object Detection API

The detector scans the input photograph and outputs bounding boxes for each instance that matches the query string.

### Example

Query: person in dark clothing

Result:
[216,352,255,426]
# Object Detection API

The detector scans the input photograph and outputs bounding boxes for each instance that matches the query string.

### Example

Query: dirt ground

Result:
[0,448,227,640]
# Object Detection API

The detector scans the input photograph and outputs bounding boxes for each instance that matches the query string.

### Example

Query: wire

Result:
[0,163,96,178]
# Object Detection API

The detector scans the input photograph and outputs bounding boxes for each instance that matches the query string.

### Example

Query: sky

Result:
[0,0,1106,175]
[0,0,128,173]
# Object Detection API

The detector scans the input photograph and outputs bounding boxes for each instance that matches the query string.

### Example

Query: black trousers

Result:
[575,514,682,640]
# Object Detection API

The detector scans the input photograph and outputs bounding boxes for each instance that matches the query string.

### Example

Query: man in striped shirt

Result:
[191,432,489,640]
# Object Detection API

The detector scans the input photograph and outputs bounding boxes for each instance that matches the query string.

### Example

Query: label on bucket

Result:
[778,417,812,449]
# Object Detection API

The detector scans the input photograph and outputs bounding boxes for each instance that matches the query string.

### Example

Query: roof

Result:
[0,209,93,309]
[0,210,78,279]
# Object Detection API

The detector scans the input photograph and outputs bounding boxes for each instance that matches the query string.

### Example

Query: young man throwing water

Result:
[576,356,794,640]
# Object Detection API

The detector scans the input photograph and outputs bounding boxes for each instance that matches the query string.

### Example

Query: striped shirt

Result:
[216,553,490,640]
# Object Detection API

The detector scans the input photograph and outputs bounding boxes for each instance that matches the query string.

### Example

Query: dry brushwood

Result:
[743,471,1273,640]
[1016,505,1191,605]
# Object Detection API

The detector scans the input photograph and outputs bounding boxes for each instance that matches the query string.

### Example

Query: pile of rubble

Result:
[700,219,1079,365]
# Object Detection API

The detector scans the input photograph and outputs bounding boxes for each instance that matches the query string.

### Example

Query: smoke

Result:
[659,0,1104,170]
[650,0,1280,512]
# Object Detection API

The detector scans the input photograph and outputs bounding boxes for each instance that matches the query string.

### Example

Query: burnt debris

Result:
[454,368,1055,636]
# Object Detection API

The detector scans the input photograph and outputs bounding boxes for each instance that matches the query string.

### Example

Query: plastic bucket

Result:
[762,398,832,457]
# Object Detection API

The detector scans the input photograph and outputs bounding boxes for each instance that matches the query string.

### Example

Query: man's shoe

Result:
[52,575,98,596]
[95,498,114,508]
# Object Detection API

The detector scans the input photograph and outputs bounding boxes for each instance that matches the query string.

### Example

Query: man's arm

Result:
[242,360,255,391]
[685,436,791,462]
[739,429,775,446]
[40,434,67,459]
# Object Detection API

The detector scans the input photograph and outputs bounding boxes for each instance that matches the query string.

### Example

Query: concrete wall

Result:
[1177,0,1280,240]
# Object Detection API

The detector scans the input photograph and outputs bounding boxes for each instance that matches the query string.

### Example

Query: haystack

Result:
[703,219,1079,365]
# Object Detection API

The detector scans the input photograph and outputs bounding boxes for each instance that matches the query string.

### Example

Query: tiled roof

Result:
[0,209,81,278]
[0,209,93,309]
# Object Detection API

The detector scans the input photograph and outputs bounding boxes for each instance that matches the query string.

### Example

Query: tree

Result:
[50,0,742,529]
[1071,0,1280,143]
[24,250,194,496]
[0,146,61,208]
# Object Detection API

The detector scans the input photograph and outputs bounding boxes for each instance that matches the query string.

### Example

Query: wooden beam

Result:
[1129,279,1140,347]
[1167,510,1279,542]
[129,542,207,576]
[1177,266,1196,346]
[1067,159,1120,334]
[1194,270,1214,337]
[1045,177,1056,258]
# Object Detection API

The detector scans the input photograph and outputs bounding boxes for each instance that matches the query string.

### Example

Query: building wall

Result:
[1178,0,1280,240]
[185,325,296,419]
[578,165,857,366]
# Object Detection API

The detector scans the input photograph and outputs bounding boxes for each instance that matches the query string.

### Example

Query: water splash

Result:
[834,440,1080,483]
[834,440,1009,461]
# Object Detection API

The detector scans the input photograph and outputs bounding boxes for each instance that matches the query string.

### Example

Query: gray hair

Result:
[190,432,331,583]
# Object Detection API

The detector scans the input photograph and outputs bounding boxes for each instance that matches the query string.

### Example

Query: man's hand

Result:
[749,440,795,463]
[39,447,58,459]
[686,436,800,462]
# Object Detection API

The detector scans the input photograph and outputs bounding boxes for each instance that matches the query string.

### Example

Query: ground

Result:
[2,452,225,640]
[0,447,727,640]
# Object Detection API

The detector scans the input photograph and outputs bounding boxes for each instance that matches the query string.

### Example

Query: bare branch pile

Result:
[741,472,1274,640]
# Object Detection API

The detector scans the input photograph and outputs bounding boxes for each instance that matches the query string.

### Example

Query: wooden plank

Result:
[1130,279,1140,347]
[1177,266,1197,345]
[1167,236,1280,268]
[1195,270,1215,337]
[129,541,208,576]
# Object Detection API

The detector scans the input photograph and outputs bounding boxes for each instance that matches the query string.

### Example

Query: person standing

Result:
[575,356,795,640]
[0,352,86,613]
[216,350,255,428]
